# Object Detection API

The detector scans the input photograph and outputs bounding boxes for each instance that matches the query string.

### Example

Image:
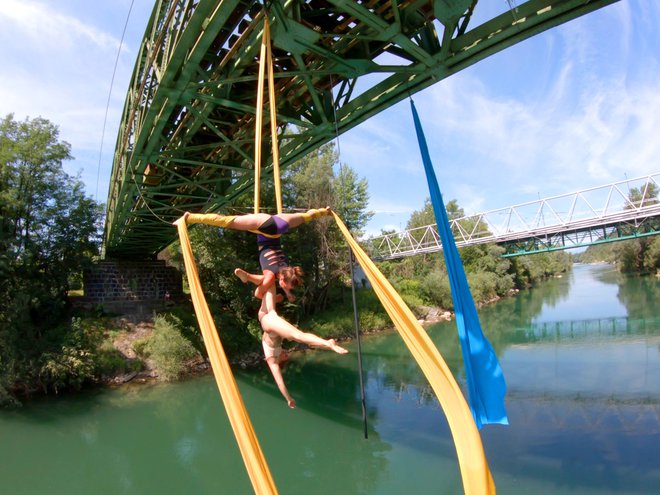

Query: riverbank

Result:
[97,300,453,386]
[101,288,518,387]
[0,277,541,406]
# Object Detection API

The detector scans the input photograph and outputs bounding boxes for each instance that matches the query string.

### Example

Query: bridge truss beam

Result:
[103,0,619,258]
[367,173,660,259]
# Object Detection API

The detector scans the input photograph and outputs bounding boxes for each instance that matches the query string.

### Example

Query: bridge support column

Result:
[81,260,184,315]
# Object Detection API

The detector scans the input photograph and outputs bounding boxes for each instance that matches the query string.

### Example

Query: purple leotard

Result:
[254,215,289,239]
[256,216,290,274]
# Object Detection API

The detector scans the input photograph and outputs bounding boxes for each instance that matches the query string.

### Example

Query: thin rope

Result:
[329,74,368,439]
[96,0,135,201]
[506,0,520,22]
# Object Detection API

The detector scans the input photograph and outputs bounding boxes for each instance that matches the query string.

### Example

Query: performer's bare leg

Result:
[234,268,264,285]
[260,312,348,354]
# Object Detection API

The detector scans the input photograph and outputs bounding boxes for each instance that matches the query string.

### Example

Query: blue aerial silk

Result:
[410,99,509,429]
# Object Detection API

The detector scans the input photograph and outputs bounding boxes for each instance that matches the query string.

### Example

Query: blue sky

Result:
[1,1,658,237]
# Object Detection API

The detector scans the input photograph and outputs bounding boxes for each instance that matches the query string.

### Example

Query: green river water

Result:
[1,263,658,494]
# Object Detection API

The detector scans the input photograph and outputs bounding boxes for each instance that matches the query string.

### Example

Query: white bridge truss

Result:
[367,173,660,259]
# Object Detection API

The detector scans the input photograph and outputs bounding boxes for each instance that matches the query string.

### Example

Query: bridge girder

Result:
[104,0,619,258]
[499,216,660,257]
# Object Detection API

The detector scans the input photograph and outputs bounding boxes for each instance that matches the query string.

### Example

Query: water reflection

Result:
[236,353,397,494]
[618,270,660,319]
[456,264,658,493]
[349,263,660,493]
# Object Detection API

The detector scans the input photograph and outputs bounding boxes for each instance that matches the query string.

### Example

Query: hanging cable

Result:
[96,0,136,201]
[131,175,181,225]
[348,248,368,439]
[329,74,368,439]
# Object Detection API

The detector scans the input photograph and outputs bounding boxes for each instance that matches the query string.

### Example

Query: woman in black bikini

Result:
[255,283,348,408]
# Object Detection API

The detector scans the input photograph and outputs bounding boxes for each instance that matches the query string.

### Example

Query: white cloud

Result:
[0,0,121,51]
[0,1,150,202]
[404,9,660,210]
[0,1,129,136]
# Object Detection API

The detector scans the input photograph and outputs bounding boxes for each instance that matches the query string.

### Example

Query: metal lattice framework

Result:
[367,173,660,259]
[103,0,619,258]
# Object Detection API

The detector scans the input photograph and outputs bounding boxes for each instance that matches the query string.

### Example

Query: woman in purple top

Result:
[184,207,330,300]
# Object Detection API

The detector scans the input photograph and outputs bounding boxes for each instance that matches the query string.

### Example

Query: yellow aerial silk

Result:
[173,211,495,495]
[174,11,494,493]
[174,216,278,495]
[254,16,282,214]
[331,211,496,495]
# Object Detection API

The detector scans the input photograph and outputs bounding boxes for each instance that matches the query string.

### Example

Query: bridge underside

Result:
[104,0,619,259]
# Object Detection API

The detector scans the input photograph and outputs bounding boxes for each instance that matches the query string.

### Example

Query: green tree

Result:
[333,165,372,236]
[0,114,103,404]
[286,143,336,209]
[406,197,435,230]
[558,180,660,274]
[406,198,466,229]
[613,239,647,273]
[626,183,659,209]
[406,197,488,245]
[285,143,372,313]
[164,192,264,356]
[591,181,660,274]
[643,236,660,274]
[166,141,373,347]
[384,196,571,309]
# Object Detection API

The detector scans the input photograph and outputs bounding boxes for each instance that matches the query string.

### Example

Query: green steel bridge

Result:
[103,0,619,259]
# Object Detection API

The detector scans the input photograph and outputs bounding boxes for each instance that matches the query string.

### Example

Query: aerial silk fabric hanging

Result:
[168,9,496,489]
[333,212,496,495]
[410,99,509,429]
[174,216,279,495]
[178,210,497,494]
[254,16,282,214]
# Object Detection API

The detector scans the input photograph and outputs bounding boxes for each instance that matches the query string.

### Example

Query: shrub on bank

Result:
[420,270,453,309]
[135,315,200,381]
[37,317,101,394]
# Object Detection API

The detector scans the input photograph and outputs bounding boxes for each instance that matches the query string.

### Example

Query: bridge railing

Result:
[366,173,660,259]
